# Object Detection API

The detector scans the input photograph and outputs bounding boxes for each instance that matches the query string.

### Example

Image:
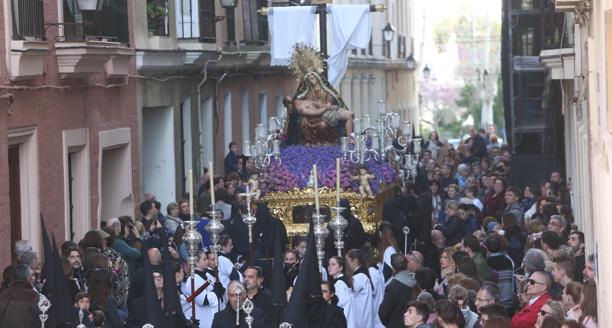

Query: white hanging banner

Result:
[327,4,372,85]
[269,6,318,66]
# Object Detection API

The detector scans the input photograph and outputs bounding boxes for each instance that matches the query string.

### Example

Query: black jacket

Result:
[211,306,265,328]
[437,215,467,247]
[378,272,415,328]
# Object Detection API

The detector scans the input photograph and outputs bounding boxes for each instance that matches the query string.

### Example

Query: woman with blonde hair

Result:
[435,247,457,297]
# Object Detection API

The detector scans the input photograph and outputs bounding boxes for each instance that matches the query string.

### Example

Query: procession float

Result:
[242,44,422,237]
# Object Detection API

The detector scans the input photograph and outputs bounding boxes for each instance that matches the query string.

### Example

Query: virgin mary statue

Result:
[284,44,354,146]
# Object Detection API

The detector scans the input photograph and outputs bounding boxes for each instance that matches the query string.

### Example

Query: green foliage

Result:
[147,2,168,20]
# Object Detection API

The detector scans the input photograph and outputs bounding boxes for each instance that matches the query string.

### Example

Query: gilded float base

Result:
[257,184,397,236]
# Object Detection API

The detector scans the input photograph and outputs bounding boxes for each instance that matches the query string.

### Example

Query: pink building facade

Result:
[0,0,139,267]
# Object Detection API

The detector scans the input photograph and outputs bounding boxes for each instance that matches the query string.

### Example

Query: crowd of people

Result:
[0,127,599,328]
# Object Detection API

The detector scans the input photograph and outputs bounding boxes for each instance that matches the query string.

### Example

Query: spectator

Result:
[484,234,515,309]
[461,235,493,283]
[403,301,433,328]
[579,281,597,328]
[582,254,595,282]
[0,265,40,328]
[436,299,466,328]
[475,284,501,314]
[379,254,416,328]
[503,187,524,226]
[436,201,466,247]
[561,282,582,320]
[510,271,552,328]
[224,142,241,175]
[449,284,478,328]
[567,231,585,282]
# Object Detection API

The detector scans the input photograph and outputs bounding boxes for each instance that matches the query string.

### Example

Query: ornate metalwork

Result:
[329,206,348,256]
[205,210,224,253]
[242,298,255,328]
[38,294,51,328]
[257,185,396,236]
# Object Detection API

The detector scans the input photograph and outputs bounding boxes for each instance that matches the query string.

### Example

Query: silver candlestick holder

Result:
[183,218,202,276]
[329,207,348,257]
[312,213,328,272]
[76,308,86,328]
[205,210,224,253]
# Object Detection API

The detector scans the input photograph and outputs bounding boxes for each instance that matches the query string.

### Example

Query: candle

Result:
[336,158,341,206]
[209,161,215,213]
[273,139,280,156]
[189,170,194,219]
[243,140,251,156]
[313,165,319,214]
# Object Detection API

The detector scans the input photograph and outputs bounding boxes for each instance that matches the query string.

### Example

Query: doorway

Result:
[9,146,21,263]
[142,106,176,209]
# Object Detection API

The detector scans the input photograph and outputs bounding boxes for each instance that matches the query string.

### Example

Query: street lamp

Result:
[220,0,238,9]
[406,53,416,69]
[76,0,104,11]
[422,65,431,80]
[383,22,396,42]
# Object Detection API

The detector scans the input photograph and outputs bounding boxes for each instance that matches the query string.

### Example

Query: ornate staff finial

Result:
[38,294,51,328]
[242,298,255,328]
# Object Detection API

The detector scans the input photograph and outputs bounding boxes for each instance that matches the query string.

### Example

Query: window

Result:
[11,0,45,40]
[147,0,169,36]
[241,0,267,44]
[176,0,215,41]
[63,0,129,42]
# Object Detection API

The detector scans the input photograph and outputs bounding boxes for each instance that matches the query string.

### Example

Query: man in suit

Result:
[510,271,551,328]
[211,280,264,328]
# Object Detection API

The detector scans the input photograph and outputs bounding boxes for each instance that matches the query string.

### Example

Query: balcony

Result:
[10,0,47,79]
[176,0,216,42]
[55,0,132,78]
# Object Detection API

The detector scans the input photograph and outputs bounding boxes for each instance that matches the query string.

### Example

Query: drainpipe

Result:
[197,51,223,179]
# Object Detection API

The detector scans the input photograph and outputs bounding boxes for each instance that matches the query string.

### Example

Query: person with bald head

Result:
[211,281,264,328]
[510,271,551,328]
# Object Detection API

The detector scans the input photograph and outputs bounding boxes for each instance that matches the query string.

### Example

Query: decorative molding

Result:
[55,41,133,78]
[10,41,48,80]
[554,0,591,26]
[540,48,576,80]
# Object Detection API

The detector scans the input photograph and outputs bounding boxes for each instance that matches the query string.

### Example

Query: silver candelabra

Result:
[243,114,286,170]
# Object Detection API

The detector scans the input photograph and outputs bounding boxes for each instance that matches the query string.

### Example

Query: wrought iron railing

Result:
[63,0,129,43]
[11,0,45,40]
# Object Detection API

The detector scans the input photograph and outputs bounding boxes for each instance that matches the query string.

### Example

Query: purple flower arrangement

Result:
[259,145,397,196]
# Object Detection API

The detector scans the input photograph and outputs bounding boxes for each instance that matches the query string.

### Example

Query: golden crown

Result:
[287,43,326,80]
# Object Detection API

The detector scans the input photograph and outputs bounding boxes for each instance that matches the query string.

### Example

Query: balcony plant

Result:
[147,1,168,36]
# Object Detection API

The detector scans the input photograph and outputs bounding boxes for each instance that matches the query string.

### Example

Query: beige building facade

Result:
[540,0,612,324]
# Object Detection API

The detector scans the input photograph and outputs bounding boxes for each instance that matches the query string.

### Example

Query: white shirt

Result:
[333,275,355,327]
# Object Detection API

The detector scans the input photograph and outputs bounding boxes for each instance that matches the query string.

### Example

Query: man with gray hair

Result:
[522,248,549,277]
[547,215,567,236]
[379,254,416,327]
[475,283,500,314]
[511,271,551,327]
[211,280,264,328]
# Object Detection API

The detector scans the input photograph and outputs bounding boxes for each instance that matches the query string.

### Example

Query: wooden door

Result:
[8,146,21,264]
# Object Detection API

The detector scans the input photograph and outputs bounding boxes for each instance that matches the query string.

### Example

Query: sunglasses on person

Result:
[528,279,545,286]
[540,310,552,316]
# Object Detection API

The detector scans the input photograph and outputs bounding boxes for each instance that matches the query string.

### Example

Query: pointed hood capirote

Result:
[40,214,75,328]
[279,219,323,327]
